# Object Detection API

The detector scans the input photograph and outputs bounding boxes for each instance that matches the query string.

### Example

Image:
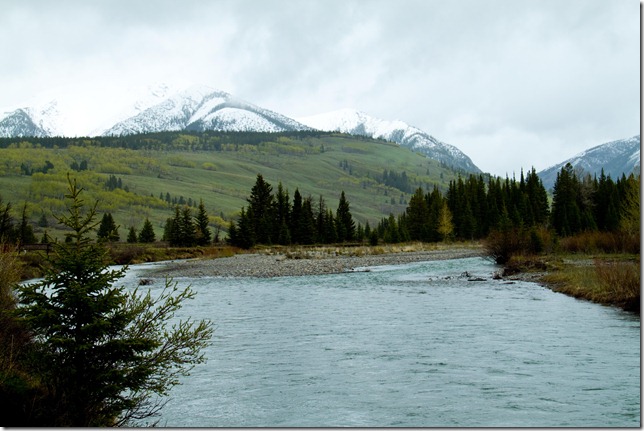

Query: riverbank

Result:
[148,243,486,279]
[501,254,640,313]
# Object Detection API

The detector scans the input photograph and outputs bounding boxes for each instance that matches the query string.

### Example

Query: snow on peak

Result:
[103,85,311,136]
[298,109,481,173]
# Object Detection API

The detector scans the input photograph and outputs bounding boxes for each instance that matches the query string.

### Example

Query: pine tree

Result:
[290,189,303,244]
[17,203,37,245]
[97,213,119,242]
[406,188,430,241]
[551,163,582,236]
[194,199,212,246]
[247,174,275,245]
[14,176,212,426]
[335,191,355,242]
[179,207,196,247]
[126,226,138,243]
[0,198,16,244]
[299,196,316,245]
[275,183,291,245]
[138,218,156,243]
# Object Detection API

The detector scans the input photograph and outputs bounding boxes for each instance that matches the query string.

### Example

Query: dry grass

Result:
[560,231,640,254]
[543,258,640,312]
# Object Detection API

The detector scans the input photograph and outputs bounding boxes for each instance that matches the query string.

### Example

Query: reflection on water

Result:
[123,257,640,427]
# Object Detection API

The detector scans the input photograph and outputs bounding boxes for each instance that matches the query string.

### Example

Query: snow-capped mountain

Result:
[103,85,312,136]
[537,135,641,190]
[0,101,65,138]
[298,109,481,173]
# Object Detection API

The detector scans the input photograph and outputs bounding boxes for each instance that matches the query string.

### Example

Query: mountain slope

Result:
[297,109,481,173]
[0,101,65,138]
[103,86,312,136]
[0,109,49,138]
[538,135,640,190]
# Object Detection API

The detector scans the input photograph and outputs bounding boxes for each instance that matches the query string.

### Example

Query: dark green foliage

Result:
[11,176,213,426]
[247,174,275,245]
[17,204,37,245]
[20,160,54,176]
[227,175,357,248]
[381,169,412,193]
[138,218,156,243]
[335,191,355,242]
[195,199,212,246]
[0,198,16,244]
[406,188,430,241]
[96,213,119,242]
[126,226,138,243]
[104,174,124,191]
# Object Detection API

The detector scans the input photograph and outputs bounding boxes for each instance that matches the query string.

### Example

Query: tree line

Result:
[0,164,639,253]
[225,166,639,255]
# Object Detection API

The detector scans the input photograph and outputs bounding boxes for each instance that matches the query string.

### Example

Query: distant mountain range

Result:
[537,135,640,190]
[0,85,480,173]
[0,85,639,179]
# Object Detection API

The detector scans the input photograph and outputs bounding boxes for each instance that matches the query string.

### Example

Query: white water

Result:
[124,257,640,427]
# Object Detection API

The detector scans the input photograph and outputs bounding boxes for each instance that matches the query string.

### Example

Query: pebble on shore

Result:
[147,248,486,279]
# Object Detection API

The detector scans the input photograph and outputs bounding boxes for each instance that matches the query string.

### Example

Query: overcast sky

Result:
[1,0,640,176]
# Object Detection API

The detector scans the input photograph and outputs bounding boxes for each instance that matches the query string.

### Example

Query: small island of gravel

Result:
[146,244,487,279]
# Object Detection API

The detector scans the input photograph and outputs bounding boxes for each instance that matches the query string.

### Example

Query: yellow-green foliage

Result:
[0,133,462,243]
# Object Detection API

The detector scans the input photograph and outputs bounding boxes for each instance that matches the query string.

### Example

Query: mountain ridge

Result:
[103,85,313,136]
[537,135,640,190]
[297,109,481,173]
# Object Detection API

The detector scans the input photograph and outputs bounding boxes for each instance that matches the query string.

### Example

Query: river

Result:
[124,256,640,427]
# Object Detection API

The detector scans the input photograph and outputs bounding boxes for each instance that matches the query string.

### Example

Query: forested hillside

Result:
[0,131,466,241]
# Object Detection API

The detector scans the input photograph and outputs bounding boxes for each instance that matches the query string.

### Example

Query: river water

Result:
[124,257,640,427]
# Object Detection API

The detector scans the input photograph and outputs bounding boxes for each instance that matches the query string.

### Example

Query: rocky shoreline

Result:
[146,246,487,279]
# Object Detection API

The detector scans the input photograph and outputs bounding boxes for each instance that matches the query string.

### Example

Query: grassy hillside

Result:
[0,131,467,241]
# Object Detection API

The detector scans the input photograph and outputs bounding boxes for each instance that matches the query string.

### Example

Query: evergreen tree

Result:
[290,189,303,244]
[194,199,212,246]
[126,226,138,243]
[179,207,196,247]
[551,163,582,236]
[315,195,327,244]
[235,207,255,249]
[323,209,337,244]
[97,213,119,242]
[247,174,275,245]
[0,198,16,244]
[138,218,156,243]
[299,196,316,245]
[17,203,37,245]
[167,207,182,246]
[335,191,355,242]
[406,188,430,241]
[275,183,291,245]
[524,167,549,226]
[14,176,212,426]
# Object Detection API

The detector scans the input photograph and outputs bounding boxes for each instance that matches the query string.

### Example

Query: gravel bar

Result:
[146,247,487,279]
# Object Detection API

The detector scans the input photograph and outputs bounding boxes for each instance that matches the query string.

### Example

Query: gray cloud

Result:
[1,0,639,176]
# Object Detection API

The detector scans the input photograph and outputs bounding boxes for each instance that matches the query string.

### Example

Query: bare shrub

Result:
[594,259,640,311]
